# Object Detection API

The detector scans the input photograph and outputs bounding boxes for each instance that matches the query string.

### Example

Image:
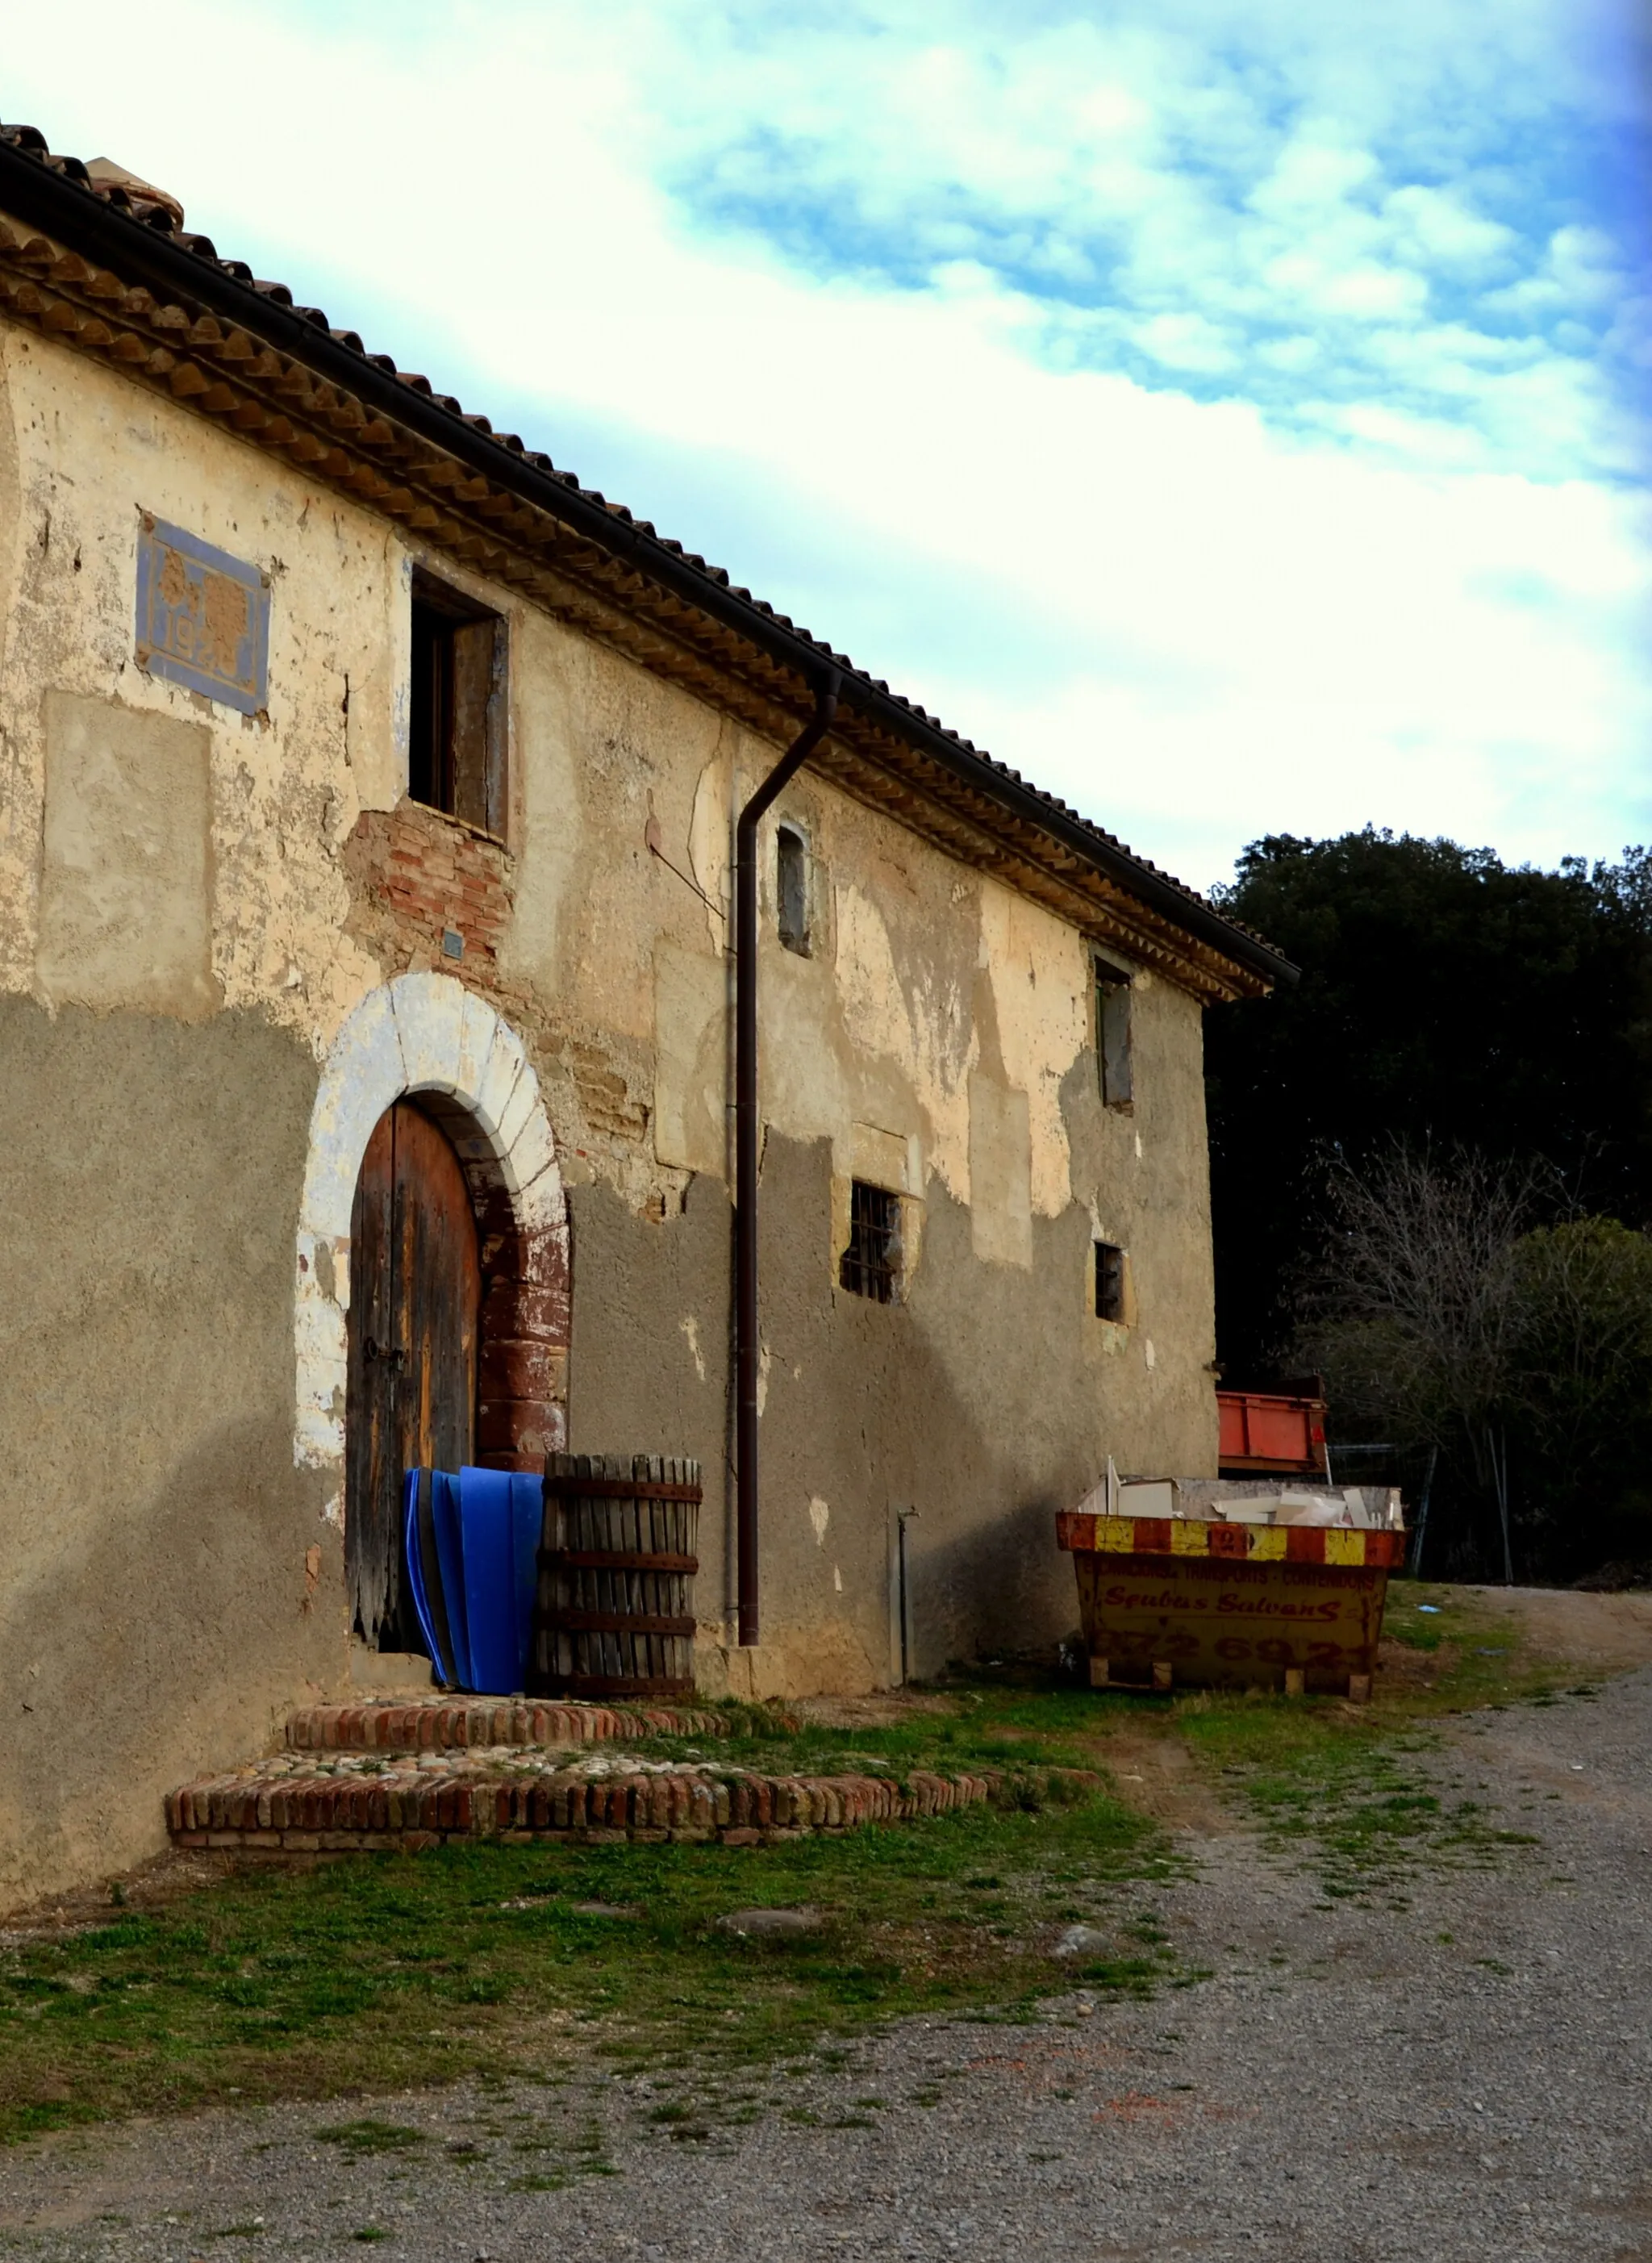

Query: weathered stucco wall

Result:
[0,304,1222,1898]
[570,970,1216,1697]
[0,998,330,1908]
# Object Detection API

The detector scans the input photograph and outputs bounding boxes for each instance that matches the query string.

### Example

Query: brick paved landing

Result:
[284,1699,728,1753]
[167,1750,1016,1854]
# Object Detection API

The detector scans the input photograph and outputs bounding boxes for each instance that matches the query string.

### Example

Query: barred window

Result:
[840,1180,901,1303]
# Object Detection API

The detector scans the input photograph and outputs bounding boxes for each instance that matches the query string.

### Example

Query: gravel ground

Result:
[2,1671,1649,2263]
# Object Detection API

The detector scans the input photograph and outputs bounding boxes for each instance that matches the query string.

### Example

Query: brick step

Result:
[165,1751,1075,1855]
[285,1699,730,1754]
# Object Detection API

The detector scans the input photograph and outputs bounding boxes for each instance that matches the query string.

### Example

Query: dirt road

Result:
[1,1635,1649,2261]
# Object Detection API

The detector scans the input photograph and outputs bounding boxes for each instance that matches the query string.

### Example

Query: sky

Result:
[5,1,1649,890]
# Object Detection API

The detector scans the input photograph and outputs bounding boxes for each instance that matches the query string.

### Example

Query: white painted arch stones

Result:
[294,973,569,1518]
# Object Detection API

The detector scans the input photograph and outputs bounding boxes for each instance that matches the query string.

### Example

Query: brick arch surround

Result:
[294,974,569,1519]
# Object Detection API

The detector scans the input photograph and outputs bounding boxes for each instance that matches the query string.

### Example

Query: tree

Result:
[1300,1146,1652,1581]
[1205,831,1652,1384]
[1301,1146,1543,1580]
[1505,1217,1652,1576]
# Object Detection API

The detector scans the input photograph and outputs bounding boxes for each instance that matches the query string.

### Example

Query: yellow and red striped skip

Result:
[1055,1511,1407,1570]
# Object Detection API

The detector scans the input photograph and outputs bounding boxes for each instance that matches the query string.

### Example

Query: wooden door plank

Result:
[347,1100,481,1654]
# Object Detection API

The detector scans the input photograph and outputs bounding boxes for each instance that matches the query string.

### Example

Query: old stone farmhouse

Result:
[0,124,1292,1904]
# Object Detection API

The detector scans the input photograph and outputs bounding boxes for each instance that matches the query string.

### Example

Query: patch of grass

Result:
[315,2120,426,2157]
[0,1770,1165,2146]
[1164,1582,1583,1894]
[0,1586,1599,2145]
[1180,1702,1537,1894]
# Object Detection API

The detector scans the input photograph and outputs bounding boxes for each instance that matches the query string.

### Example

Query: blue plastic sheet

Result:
[403,1468,444,1681]
[432,1470,473,1688]
[401,1466,542,1694]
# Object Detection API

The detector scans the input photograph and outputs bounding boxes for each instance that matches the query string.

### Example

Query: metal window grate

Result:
[841,1180,900,1303]
[1095,1241,1126,1321]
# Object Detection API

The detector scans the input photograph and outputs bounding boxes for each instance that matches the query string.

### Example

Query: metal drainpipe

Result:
[735,670,841,1647]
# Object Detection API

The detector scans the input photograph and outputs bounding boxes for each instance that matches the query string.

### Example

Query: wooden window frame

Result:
[1095,955,1133,1111]
[408,568,508,839]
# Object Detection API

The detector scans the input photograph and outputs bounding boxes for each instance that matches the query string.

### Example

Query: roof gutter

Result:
[0,138,1298,993]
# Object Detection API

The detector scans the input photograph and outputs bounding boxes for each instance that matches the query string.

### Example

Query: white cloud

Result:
[1383,184,1516,268]
[1,0,1646,889]
[1132,311,1239,373]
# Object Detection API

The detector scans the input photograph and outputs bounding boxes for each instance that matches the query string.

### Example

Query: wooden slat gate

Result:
[531,1455,701,1699]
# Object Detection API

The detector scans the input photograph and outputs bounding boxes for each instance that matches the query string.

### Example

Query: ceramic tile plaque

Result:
[136,514,269,715]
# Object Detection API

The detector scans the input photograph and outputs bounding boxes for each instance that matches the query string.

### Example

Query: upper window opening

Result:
[409,570,507,837]
[840,1180,900,1304]
[777,824,810,954]
[1095,1241,1126,1323]
[1095,958,1133,1109]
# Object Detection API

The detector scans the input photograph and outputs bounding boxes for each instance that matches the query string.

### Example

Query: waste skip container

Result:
[1058,1476,1405,1699]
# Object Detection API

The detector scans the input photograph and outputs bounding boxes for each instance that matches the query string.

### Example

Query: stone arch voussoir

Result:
[294,973,569,1519]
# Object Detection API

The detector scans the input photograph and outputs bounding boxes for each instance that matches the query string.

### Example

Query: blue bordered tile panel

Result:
[136,515,269,716]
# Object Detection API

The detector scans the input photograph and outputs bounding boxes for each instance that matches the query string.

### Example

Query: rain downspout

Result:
[735,670,841,1647]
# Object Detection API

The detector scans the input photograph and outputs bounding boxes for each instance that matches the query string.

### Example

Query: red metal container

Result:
[1216,1387,1329,1477]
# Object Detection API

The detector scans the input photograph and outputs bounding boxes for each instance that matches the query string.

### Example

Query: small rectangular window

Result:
[841,1180,901,1303]
[777,824,810,954]
[409,570,506,835]
[1095,1241,1126,1322]
[1096,959,1133,1109]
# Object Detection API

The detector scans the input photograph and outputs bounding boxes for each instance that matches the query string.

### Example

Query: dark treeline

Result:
[1204,830,1652,1582]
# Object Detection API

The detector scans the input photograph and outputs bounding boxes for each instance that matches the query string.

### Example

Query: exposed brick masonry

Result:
[343,801,513,978]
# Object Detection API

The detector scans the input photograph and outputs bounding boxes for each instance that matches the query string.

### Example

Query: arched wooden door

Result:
[346,1100,481,1647]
